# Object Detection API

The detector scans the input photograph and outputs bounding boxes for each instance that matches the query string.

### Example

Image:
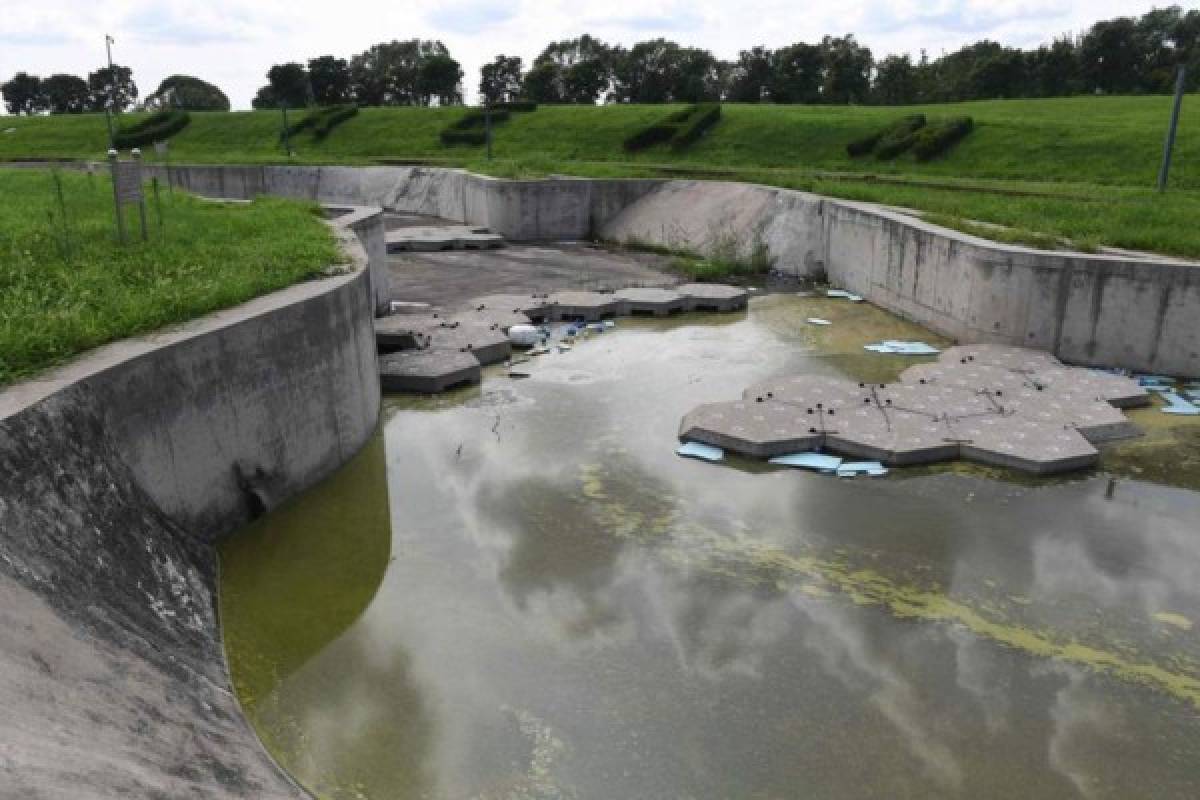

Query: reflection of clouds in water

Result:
[948,626,1012,734]
[1037,663,1115,800]
[650,569,794,680]
[794,595,966,792]
[1030,484,1200,621]
[269,630,436,799]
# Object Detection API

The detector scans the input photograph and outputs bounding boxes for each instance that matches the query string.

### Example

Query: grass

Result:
[0,168,341,387]
[3,97,1200,257]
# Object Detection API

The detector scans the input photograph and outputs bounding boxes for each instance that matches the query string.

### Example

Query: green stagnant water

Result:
[220,295,1200,800]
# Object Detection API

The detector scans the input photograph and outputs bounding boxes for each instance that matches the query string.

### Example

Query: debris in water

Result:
[1159,392,1200,415]
[864,340,941,355]
[836,461,889,477]
[806,318,832,326]
[826,289,863,302]
[768,453,842,472]
[676,441,725,462]
[508,324,542,347]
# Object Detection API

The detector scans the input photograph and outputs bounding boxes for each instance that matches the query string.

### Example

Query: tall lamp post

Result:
[1157,64,1187,193]
[104,34,117,149]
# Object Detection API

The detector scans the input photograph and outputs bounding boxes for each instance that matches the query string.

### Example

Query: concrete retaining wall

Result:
[601,181,1200,376]
[0,211,383,797]
[132,163,1199,375]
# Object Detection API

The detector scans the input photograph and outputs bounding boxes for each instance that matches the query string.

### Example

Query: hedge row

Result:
[623,103,722,152]
[669,103,722,151]
[113,110,191,149]
[439,102,536,147]
[281,104,358,142]
[489,100,537,112]
[440,130,488,146]
[912,116,974,161]
[448,108,512,131]
[845,114,925,158]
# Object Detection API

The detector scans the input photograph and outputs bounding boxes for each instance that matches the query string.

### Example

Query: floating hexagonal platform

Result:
[614,287,685,316]
[677,283,750,312]
[379,349,481,393]
[680,345,1151,475]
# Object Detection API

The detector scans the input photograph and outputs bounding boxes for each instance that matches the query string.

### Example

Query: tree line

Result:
[1,68,229,115]
[6,5,1199,115]
[250,41,463,109]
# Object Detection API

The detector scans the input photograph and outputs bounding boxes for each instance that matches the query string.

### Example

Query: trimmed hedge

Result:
[846,114,925,158]
[311,104,358,140]
[670,103,721,151]
[623,104,722,152]
[439,130,488,146]
[438,103,537,147]
[113,110,191,149]
[489,100,537,112]
[912,116,974,161]
[281,104,358,142]
[448,109,512,131]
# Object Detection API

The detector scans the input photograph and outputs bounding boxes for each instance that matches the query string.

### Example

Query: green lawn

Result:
[3,97,1200,258]
[0,168,340,386]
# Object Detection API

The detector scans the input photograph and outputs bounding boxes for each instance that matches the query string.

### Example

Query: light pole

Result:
[1157,64,1187,193]
[104,34,116,149]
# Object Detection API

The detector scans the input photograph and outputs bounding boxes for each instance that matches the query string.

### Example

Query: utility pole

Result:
[1157,64,1187,193]
[104,34,116,149]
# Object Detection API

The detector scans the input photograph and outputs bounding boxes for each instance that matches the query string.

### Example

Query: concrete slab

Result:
[545,290,622,322]
[379,349,481,393]
[385,226,504,253]
[678,400,823,459]
[374,316,432,352]
[614,287,685,316]
[680,344,1149,475]
[677,283,750,312]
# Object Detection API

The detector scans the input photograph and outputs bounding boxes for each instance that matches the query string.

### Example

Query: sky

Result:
[1,0,1191,110]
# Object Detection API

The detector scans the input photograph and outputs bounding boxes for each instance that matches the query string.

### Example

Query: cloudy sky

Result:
[0,0,1186,109]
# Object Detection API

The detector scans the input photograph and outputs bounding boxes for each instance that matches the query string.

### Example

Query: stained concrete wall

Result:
[0,212,383,797]
[130,163,1199,374]
[600,181,1200,377]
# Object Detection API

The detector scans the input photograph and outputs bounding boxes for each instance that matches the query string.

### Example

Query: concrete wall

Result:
[600,181,1200,377]
[134,163,1199,375]
[0,211,383,797]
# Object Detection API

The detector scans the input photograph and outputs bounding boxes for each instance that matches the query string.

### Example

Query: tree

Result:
[522,60,563,103]
[251,86,278,110]
[145,75,229,111]
[264,62,310,108]
[727,46,772,102]
[612,39,682,103]
[671,47,723,102]
[479,55,523,104]
[820,35,872,103]
[769,43,823,103]
[1081,17,1142,93]
[524,35,613,104]
[308,56,351,105]
[349,40,451,105]
[87,64,137,112]
[417,54,463,105]
[1028,37,1082,97]
[872,54,917,104]
[1,72,46,115]
[42,73,90,113]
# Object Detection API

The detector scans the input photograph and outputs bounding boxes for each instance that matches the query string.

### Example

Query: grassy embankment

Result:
[2,97,1199,258]
[0,168,340,386]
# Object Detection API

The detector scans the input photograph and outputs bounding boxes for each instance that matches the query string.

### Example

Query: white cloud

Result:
[0,0,1179,109]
